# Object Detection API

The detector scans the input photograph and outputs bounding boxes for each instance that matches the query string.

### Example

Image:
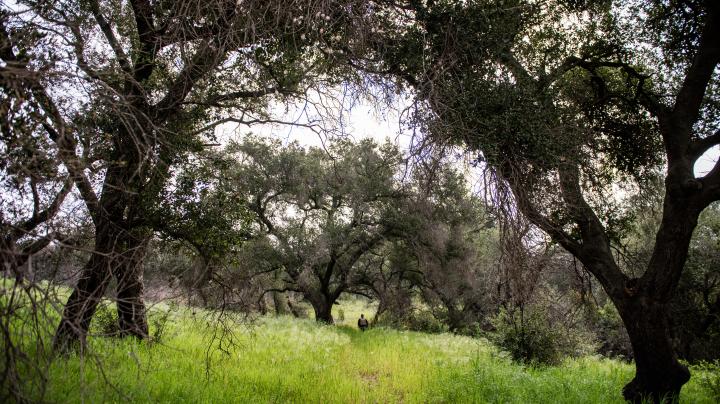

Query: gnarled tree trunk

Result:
[53,229,150,349]
[52,251,114,351]
[308,293,335,323]
[617,295,690,403]
[273,291,290,315]
[115,232,150,338]
[54,167,150,350]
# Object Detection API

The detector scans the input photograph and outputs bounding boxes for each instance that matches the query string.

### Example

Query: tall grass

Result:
[2,283,717,403]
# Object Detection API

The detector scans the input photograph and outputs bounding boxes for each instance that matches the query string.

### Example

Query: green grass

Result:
[2,282,718,403]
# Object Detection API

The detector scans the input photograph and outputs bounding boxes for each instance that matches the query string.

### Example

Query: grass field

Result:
[2,284,718,403]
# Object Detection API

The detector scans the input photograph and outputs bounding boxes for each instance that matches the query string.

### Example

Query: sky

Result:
[219,92,719,181]
[695,146,720,177]
[215,90,415,151]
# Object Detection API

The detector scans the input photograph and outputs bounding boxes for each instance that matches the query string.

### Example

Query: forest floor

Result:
[4,284,719,403]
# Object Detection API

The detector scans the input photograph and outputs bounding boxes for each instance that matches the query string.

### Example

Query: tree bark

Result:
[618,296,690,404]
[53,251,114,351]
[258,295,268,315]
[313,302,334,323]
[114,233,150,338]
[54,165,150,349]
[273,291,290,315]
[53,233,150,349]
[309,294,334,323]
[372,300,386,326]
[272,269,291,315]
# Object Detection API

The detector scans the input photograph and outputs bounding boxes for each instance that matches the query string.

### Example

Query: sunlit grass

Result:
[2,281,717,403]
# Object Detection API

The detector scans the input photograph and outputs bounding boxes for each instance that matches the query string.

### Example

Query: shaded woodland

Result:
[1,1,719,403]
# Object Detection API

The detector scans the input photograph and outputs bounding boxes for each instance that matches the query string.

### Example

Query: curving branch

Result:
[12,177,73,241]
[129,0,159,84]
[88,0,132,74]
[689,128,720,161]
[670,7,720,143]
[556,165,628,297]
[0,21,100,223]
[153,40,225,120]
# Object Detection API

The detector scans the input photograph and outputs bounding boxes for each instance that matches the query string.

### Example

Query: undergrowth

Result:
[1,282,717,403]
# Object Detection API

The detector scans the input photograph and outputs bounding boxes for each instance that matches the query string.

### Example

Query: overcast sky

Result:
[221,92,719,180]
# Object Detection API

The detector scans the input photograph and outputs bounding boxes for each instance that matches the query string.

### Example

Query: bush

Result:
[375,308,448,334]
[92,304,120,337]
[490,308,567,366]
[589,301,633,360]
[149,303,177,343]
[692,360,720,401]
[408,309,448,333]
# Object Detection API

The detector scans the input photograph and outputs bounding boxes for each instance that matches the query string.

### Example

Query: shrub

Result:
[92,304,120,337]
[490,308,567,366]
[692,360,720,401]
[375,308,448,334]
[149,303,177,343]
[589,301,633,359]
[407,309,448,333]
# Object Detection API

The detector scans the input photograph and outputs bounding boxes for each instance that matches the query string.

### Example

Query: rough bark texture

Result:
[53,251,114,351]
[615,198,700,402]
[114,234,150,338]
[309,294,335,324]
[618,297,690,403]
[273,291,290,315]
[54,166,150,349]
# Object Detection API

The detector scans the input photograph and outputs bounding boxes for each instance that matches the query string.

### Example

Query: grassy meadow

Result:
[2,284,718,403]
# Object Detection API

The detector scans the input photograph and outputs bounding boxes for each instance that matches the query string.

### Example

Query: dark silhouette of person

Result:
[358,314,369,331]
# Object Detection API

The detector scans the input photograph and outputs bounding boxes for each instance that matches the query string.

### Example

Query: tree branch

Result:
[569,58,668,118]
[557,164,628,297]
[153,39,224,119]
[0,21,100,223]
[671,7,720,142]
[129,0,159,84]
[690,128,720,162]
[202,87,294,106]
[12,177,73,241]
[88,0,132,74]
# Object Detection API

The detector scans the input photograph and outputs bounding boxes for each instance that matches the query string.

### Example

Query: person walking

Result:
[358,314,369,332]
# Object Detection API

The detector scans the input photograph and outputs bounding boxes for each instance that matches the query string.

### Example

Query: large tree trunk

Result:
[313,303,333,323]
[618,296,690,403]
[54,165,150,350]
[272,270,290,315]
[53,251,114,351]
[273,291,290,315]
[615,194,700,402]
[372,300,386,326]
[54,231,149,350]
[114,233,150,338]
[308,293,334,323]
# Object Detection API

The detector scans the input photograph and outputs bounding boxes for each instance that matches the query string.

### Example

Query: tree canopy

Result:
[1,1,719,403]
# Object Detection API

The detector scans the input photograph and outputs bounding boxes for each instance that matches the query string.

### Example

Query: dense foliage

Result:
[1,1,719,403]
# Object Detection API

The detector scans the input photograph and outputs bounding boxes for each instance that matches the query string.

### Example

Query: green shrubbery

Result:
[692,360,720,401]
[148,303,177,342]
[91,303,120,337]
[90,301,176,342]
[490,308,595,366]
[588,302,633,359]
[375,308,448,334]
